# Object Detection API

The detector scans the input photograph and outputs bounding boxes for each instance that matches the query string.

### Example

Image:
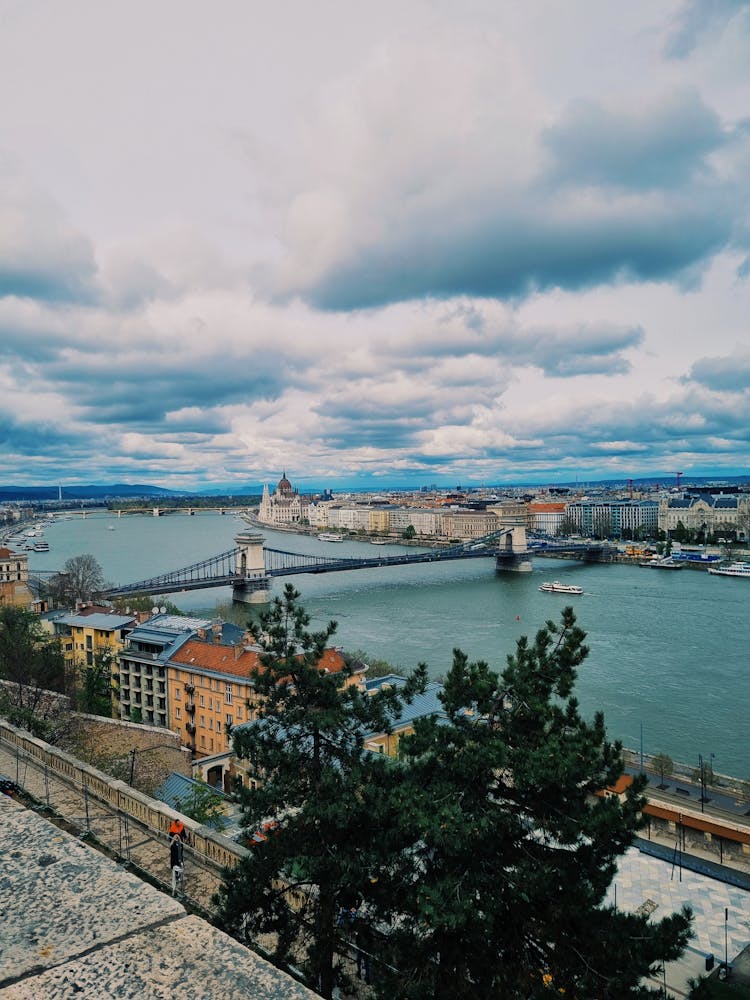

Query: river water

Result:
[25,511,749,778]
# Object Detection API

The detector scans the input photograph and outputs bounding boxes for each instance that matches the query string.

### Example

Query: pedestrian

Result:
[355,915,372,985]
[170,833,184,896]
[169,818,186,841]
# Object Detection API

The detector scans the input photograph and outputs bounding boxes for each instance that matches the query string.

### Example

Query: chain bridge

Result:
[99,528,615,604]
[101,527,525,604]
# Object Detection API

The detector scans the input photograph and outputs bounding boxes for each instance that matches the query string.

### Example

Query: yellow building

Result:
[368,508,391,534]
[362,674,448,757]
[52,608,138,714]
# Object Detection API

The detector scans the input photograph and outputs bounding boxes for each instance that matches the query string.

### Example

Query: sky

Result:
[1,0,750,492]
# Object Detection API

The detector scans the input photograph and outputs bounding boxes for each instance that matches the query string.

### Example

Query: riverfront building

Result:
[258,473,310,527]
[566,499,659,538]
[659,493,750,540]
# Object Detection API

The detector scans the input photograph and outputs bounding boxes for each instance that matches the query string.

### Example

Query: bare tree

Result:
[46,554,107,608]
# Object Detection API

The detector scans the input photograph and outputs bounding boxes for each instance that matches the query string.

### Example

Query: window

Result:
[176,707,181,719]
[201,736,206,748]
[226,714,233,726]
[175,687,181,700]
[200,715,205,726]
[209,718,213,730]
[225,683,233,704]
[208,698,213,711]
[199,694,205,708]
[236,706,243,720]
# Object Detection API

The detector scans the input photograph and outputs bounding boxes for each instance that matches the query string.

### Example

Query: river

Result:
[22,511,749,778]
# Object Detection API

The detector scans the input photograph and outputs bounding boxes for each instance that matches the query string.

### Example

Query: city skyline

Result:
[1,1,750,490]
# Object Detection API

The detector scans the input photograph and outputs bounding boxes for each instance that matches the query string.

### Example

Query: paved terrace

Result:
[0,794,319,1000]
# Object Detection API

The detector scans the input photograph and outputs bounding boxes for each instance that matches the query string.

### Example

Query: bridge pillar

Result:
[495,524,533,573]
[153,507,160,517]
[233,531,271,604]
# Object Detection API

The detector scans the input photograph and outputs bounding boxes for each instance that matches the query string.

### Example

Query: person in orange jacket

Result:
[169,818,186,841]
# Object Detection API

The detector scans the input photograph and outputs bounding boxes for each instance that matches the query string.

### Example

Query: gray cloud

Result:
[664,0,750,59]
[0,152,97,303]
[685,352,750,391]
[541,91,726,190]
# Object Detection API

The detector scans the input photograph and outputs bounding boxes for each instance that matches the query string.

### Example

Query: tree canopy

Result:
[369,609,691,998]
[0,605,67,736]
[216,595,691,999]
[214,583,425,998]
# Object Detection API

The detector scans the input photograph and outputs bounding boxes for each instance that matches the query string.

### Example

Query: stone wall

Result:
[64,715,192,793]
[0,717,247,872]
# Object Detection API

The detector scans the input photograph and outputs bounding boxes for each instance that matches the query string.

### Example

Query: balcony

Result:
[186,722,196,735]
[184,683,195,695]
[186,702,196,715]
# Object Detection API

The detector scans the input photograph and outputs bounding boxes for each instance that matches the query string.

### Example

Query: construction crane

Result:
[671,472,683,490]
[627,478,634,499]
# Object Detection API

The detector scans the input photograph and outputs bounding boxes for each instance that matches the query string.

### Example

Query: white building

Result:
[257,473,310,527]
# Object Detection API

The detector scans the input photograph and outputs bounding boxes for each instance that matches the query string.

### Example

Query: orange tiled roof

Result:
[171,641,347,680]
[528,502,567,512]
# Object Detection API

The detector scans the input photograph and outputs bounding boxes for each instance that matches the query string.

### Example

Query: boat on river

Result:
[370,538,389,545]
[707,561,750,579]
[539,581,583,595]
[318,533,345,543]
[640,556,683,570]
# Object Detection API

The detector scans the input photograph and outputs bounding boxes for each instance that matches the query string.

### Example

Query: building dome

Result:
[277,472,293,496]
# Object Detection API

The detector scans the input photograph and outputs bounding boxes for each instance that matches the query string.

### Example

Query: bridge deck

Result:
[99,532,615,599]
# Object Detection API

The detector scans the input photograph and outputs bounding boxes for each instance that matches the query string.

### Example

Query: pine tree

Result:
[214,584,425,998]
[370,608,692,999]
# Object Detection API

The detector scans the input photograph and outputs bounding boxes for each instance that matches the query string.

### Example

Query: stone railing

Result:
[0,717,248,872]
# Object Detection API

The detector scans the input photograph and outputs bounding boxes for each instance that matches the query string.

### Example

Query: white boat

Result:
[318,533,344,543]
[640,556,683,570]
[370,538,389,545]
[33,541,50,552]
[707,561,750,578]
[539,581,583,595]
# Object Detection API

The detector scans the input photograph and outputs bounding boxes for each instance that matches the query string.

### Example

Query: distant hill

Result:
[0,484,183,502]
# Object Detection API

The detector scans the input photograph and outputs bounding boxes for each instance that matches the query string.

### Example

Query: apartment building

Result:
[52,609,137,714]
[117,615,239,728]
[168,631,362,770]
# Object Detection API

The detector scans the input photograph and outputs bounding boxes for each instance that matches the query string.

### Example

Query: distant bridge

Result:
[99,527,551,604]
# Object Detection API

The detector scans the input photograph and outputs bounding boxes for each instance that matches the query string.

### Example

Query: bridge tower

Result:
[233,532,271,604]
[495,522,532,573]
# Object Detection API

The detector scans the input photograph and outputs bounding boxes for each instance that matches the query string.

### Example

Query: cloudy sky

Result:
[2,0,749,491]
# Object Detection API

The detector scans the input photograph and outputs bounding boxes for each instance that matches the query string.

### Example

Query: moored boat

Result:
[707,561,750,578]
[539,581,583,595]
[639,556,683,570]
[318,533,345,542]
